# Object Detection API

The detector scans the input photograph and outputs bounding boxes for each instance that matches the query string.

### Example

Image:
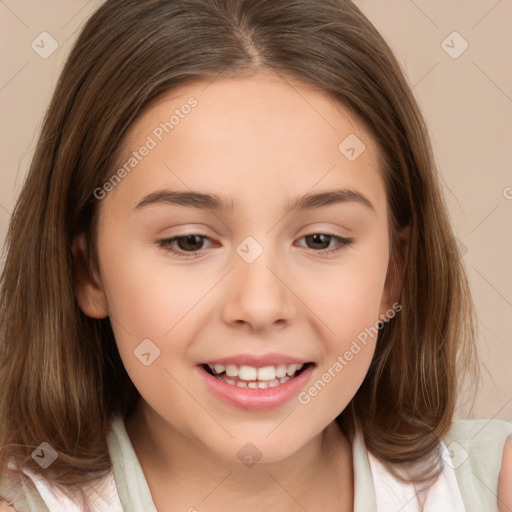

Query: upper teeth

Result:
[209,363,304,381]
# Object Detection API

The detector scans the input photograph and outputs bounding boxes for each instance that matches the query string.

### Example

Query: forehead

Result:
[108,73,387,217]
[124,73,373,155]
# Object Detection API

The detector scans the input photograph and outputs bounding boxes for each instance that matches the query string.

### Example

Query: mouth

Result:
[197,355,316,410]
[202,362,313,389]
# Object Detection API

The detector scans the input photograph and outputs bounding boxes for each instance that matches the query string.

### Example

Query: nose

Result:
[221,247,296,333]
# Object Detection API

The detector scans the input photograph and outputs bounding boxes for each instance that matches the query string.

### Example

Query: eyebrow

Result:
[287,189,374,212]
[134,188,374,213]
[135,190,236,213]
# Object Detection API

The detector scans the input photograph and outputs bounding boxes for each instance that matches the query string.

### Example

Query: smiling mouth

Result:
[202,362,313,389]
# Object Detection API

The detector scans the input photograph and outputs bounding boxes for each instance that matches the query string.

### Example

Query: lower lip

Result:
[197,365,314,410]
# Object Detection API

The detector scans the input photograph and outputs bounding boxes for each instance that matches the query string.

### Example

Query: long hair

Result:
[0,0,477,498]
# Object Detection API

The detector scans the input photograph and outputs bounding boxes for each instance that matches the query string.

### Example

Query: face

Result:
[77,73,402,464]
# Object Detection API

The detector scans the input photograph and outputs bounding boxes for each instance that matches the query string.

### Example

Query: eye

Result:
[158,233,216,258]
[157,232,353,259]
[296,233,353,256]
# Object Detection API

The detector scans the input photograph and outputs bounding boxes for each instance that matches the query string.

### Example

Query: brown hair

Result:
[0,0,477,500]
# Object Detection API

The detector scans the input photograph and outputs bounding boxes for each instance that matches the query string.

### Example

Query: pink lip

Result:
[200,353,310,368]
[197,363,315,410]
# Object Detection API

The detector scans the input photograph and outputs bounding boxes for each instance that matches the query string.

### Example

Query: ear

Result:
[379,225,410,317]
[72,234,109,319]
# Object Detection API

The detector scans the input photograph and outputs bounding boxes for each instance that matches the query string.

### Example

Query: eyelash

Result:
[157,232,354,259]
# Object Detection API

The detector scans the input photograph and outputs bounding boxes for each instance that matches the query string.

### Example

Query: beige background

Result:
[0,0,510,421]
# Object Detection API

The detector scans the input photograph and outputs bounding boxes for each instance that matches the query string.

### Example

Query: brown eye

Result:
[297,233,353,256]
[158,233,215,258]
[304,233,332,250]
[174,235,206,252]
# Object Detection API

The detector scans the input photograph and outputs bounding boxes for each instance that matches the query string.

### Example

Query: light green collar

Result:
[108,415,377,511]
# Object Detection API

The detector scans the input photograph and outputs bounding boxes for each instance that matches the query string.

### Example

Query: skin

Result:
[499,439,512,511]
[75,72,407,511]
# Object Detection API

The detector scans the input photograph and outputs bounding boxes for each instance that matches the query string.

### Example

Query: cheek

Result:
[97,246,212,401]
[98,241,227,384]
[295,270,384,423]
[295,240,389,413]
[299,250,389,346]
[101,253,204,429]
[100,247,208,339]
[308,273,384,336]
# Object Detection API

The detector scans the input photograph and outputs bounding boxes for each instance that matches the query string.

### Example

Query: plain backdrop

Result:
[0,0,511,421]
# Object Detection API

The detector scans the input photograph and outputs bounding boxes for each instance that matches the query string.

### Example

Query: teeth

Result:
[217,375,294,387]
[287,364,301,376]
[225,365,238,377]
[207,362,308,389]
[276,364,288,378]
[257,366,276,381]
[239,365,257,380]
[208,363,304,381]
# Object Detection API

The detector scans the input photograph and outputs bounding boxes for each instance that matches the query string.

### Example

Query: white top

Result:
[16,416,466,511]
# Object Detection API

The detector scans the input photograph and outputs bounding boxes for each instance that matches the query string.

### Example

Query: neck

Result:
[125,401,354,511]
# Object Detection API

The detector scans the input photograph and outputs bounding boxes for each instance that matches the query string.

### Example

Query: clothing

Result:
[1,416,511,511]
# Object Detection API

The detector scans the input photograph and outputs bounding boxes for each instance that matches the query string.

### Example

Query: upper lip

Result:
[200,353,312,368]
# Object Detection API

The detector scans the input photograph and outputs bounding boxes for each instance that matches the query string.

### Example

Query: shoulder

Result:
[443,418,512,469]
[442,418,512,511]
[443,417,512,469]
[445,417,512,442]
[0,503,16,511]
